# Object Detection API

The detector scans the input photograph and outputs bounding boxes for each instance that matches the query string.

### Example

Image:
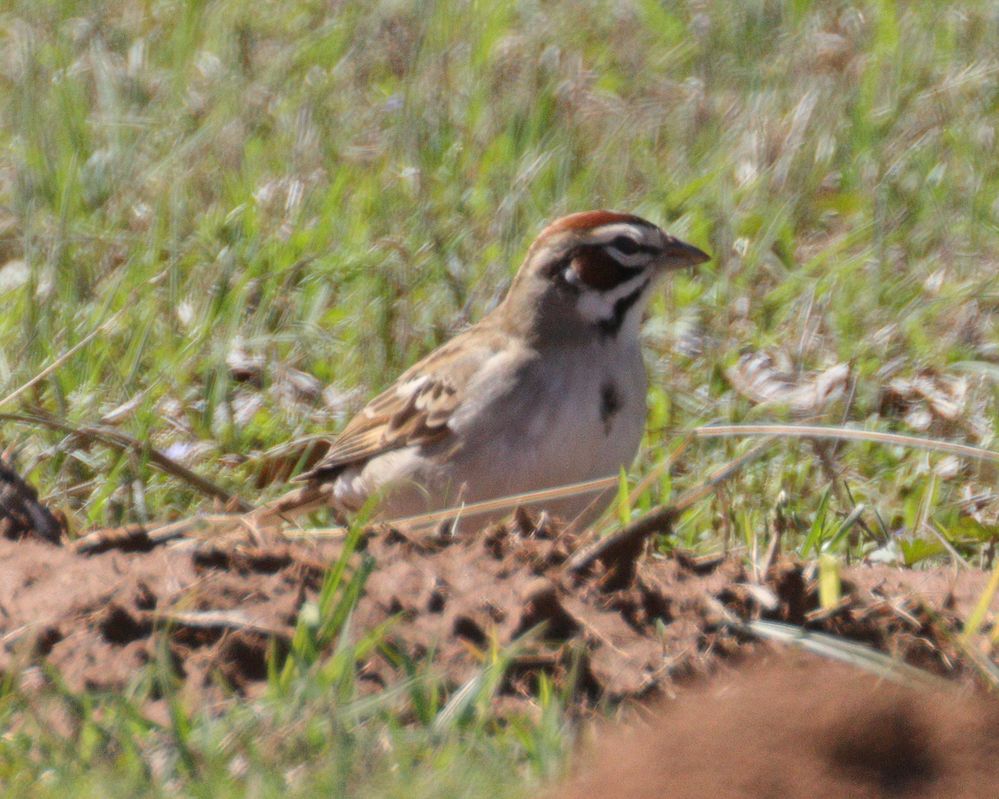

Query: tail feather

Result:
[250,483,332,526]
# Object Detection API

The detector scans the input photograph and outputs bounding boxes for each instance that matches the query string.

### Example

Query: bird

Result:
[262,211,709,531]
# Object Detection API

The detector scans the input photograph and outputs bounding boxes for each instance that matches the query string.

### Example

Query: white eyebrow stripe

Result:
[604,246,652,268]
[584,222,658,247]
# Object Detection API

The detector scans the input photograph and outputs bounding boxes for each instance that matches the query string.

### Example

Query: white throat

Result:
[575,271,651,339]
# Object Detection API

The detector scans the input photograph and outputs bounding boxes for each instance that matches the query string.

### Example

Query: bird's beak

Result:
[658,233,710,269]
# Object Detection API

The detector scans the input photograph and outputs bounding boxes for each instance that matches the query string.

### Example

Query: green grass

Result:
[1,0,998,794]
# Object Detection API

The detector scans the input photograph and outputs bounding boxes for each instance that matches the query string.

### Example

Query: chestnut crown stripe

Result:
[540,209,656,236]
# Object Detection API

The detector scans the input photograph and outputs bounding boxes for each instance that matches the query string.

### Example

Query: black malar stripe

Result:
[598,277,651,338]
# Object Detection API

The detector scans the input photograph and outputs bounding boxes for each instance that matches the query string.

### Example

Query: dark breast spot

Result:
[600,381,621,434]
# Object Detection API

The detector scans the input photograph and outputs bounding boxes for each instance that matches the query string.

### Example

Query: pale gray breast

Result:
[442,339,647,502]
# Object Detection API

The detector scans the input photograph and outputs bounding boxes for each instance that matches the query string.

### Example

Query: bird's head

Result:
[499,210,710,344]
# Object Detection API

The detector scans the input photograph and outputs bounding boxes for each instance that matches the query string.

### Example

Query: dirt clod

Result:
[0,458,64,544]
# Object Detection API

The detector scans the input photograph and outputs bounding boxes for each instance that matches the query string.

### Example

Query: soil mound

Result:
[557,656,999,799]
[1,505,993,709]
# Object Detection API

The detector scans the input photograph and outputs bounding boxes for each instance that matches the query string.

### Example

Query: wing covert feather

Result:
[296,328,502,481]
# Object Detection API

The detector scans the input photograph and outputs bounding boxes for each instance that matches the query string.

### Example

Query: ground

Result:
[4,490,999,797]
[559,657,999,799]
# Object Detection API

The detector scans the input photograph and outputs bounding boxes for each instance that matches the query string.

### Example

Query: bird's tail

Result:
[248,483,331,527]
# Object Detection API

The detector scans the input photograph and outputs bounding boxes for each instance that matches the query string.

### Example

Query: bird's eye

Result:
[611,236,640,255]
[562,265,581,286]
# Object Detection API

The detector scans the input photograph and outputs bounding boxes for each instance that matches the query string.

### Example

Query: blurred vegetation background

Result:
[1,1,998,792]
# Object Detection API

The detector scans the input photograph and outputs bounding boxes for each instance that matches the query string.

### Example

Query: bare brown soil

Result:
[2,503,996,708]
[557,656,999,799]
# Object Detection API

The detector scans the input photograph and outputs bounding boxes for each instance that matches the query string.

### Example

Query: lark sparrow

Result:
[272,211,708,529]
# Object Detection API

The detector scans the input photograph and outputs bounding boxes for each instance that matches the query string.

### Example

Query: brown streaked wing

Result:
[295,329,495,482]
